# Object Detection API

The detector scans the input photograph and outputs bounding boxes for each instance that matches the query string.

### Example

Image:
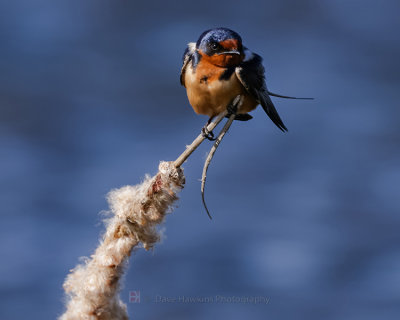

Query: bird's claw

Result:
[226,104,237,116]
[226,95,241,116]
[201,127,216,141]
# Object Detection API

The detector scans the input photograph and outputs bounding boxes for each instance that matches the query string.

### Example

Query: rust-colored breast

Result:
[195,56,224,83]
[184,52,258,117]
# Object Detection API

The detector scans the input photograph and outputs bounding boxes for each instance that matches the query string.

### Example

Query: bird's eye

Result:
[211,42,219,50]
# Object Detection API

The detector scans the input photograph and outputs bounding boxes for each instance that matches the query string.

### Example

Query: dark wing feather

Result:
[235,52,288,132]
[180,42,196,87]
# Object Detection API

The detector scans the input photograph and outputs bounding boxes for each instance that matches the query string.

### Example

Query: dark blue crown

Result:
[196,28,242,48]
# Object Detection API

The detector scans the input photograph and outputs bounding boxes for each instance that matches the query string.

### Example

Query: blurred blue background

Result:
[1,0,399,319]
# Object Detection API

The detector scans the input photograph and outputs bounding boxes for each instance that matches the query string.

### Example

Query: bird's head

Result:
[196,28,244,67]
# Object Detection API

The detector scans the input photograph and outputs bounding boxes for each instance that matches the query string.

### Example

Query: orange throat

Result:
[199,50,243,68]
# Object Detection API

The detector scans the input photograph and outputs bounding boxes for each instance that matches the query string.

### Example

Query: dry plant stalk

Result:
[60,162,185,320]
[174,109,228,167]
[60,107,236,320]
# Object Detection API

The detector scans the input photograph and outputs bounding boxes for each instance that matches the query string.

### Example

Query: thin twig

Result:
[201,96,242,219]
[174,110,228,168]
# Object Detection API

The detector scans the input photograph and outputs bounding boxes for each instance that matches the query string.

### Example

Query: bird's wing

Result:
[180,42,196,87]
[235,50,288,132]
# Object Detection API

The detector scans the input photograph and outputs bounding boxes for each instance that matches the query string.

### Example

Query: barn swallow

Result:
[180,27,311,139]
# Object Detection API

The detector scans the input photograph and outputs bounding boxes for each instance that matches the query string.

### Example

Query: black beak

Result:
[218,50,240,55]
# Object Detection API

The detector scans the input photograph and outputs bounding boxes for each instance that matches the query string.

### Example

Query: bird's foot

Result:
[201,126,216,141]
[226,96,248,120]
[226,101,238,116]
[224,96,251,120]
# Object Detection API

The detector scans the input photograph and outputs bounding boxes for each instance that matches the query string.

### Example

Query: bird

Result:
[180,27,311,139]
